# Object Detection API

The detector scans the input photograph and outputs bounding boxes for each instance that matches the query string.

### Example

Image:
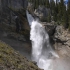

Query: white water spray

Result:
[26,10,59,70]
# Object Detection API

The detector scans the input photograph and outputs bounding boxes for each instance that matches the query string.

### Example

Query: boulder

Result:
[54,26,64,39]
[54,25,70,49]
[34,6,50,21]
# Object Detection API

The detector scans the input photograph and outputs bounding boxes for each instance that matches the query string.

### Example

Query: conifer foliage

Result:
[28,0,70,29]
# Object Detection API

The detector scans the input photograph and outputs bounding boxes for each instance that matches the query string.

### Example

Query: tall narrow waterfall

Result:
[26,11,59,70]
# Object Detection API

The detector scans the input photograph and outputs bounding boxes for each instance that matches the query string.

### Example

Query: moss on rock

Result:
[0,40,41,70]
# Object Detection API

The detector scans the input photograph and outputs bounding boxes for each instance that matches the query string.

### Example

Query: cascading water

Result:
[26,10,59,70]
[30,20,53,70]
[30,19,59,70]
[26,11,34,26]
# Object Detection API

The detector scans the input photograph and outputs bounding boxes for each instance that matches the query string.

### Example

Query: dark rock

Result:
[54,26,64,38]
[32,61,37,66]
[41,22,56,36]
[7,32,26,41]
[34,6,50,21]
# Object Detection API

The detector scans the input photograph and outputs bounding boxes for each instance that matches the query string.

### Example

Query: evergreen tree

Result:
[68,0,70,30]
[62,6,68,28]
[50,0,55,15]
[45,0,50,8]
[57,0,64,22]
[47,12,51,22]
[35,0,39,8]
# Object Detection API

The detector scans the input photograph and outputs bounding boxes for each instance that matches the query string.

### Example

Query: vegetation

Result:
[28,0,70,30]
[0,40,41,70]
[1,0,70,30]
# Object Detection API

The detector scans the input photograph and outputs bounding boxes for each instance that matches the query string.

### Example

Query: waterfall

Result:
[26,10,59,70]
[26,10,34,26]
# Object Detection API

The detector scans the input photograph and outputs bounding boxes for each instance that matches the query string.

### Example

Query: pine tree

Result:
[62,5,68,28]
[57,0,64,22]
[54,1,59,22]
[45,0,50,8]
[35,0,39,8]
[50,0,55,15]
[68,0,70,30]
